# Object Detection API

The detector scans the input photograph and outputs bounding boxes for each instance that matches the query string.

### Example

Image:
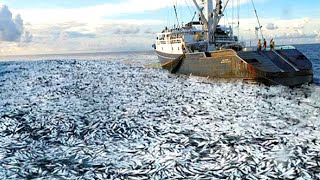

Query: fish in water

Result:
[0,46,320,179]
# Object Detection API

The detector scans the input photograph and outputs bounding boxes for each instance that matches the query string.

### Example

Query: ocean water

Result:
[0,44,320,179]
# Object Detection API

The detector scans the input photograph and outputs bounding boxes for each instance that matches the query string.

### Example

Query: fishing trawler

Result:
[153,0,313,86]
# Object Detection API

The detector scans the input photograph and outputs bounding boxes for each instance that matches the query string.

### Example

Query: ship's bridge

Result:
[155,32,184,54]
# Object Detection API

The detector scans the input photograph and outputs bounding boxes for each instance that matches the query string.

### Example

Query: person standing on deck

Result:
[263,39,267,50]
[270,39,275,50]
[257,39,262,51]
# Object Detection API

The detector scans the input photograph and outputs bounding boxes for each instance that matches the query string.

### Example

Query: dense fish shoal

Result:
[0,45,320,179]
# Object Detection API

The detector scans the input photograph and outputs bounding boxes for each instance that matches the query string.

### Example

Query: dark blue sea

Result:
[0,44,320,179]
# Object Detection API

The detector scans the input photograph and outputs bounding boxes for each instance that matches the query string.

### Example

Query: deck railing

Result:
[156,38,183,45]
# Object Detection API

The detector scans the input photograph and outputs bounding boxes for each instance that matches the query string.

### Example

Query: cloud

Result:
[0,5,23,41]
[0,5,32,43]
[22,31,33,42]
[236,17,320,45]
[1,1,319,55]
[14,0,185,25]
[265,23,278,30]
[114,26,140,34]
[59,31,96,40]
[14,0,267,25]
[271,32,319,45]
[144,28,155,34]
[281,33,318,40]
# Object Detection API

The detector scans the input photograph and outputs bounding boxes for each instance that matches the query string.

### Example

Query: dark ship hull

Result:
[155,49,313,86]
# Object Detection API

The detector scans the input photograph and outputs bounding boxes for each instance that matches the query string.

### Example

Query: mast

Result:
[204,0,213,45]
[191,0,208,31]
[192,0,223,48]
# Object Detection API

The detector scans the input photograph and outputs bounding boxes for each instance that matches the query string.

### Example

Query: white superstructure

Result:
[154,0,242,55]
[156,32,184,55]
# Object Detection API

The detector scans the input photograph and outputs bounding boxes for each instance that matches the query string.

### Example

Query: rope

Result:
[170,54,186,73]
[237,0,240,38]
[185,0,195,18]
[251,0,264,40]
[174,5,180,28]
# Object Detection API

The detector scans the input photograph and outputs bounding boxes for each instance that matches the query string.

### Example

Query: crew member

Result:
[263,39,267,50]
[257,39,262,51]
[270,39,275,50]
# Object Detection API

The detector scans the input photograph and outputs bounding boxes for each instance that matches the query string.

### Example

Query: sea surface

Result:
[0,44,320,179]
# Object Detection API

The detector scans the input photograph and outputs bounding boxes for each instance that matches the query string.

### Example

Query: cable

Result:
[185,0,195,17]
[237,0,240,39]
[174,5,180,28]
[251,0,264,40]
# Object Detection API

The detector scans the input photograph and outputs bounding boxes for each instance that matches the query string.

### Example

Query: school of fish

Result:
[0,48,320,179]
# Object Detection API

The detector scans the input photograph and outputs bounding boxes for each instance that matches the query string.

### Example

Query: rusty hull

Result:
[159,49,313,86]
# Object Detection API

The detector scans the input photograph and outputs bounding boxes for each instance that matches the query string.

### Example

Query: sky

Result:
[0,0,320,55]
